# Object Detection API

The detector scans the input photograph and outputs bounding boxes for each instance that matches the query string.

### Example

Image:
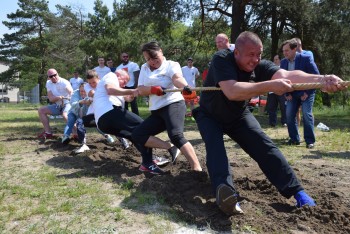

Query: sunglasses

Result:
[48,73,57,78]
[122,56,129,58]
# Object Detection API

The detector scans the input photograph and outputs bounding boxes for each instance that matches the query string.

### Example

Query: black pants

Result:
[267,93,286,126]
[98,106,153,164]
[132,100,188,149]
[82,114,96,127]
[124,86,139,115]
[193,107,303,198]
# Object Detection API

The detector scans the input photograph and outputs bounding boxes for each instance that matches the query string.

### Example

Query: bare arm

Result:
[219,79,294,101]
[272,69,346,93]
[105,83,138,97]
[47,90,65,103]
[137,85,151,96]
[172,72,188,88]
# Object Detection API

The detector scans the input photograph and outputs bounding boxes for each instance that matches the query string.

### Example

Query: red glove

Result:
[150,86,165,96]
[182,85,193,95]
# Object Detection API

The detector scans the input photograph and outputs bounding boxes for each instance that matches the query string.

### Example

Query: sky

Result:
[0,0,117,38]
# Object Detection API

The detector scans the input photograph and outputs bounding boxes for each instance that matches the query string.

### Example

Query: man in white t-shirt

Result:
[116,52,140,115]
[38,68,73,139]
[69,71,84,90]
[94,57,111,79]
[181,57,200,115]
[215,33,235,51]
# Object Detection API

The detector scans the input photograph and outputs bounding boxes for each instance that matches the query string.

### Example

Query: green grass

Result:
[0,103,349,233]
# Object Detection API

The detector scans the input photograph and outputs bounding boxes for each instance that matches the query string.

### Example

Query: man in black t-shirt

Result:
[193,31,346,215]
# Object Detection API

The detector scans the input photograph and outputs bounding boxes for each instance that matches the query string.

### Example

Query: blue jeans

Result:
[64,112,77,137]
[193,107,303,198]
[64,112,86,144]
[286,92,315,144]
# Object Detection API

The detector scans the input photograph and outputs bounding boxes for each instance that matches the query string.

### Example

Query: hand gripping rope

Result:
[163,81,350,93]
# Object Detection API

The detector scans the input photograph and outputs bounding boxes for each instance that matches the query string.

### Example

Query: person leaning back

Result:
[193,31,346,215]
[38,68,73,139]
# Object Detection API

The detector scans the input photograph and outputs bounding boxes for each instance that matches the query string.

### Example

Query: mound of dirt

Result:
[41,134,350,233]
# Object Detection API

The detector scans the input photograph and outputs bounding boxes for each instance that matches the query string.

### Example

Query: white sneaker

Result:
[119,138,130,150]
[75,144,90,153]
[153,156,170,166]
[105,134,115,143]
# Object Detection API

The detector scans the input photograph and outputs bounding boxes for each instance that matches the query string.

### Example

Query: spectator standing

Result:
[266,54,287,127]
[215,33,235,51]
[38,69,73,138]
[94,57,111,80]
[294,37,315,126]
[69,71,84,90]
[295,37,314,60]
[107,58,117,72]
[116,52,140,115]
[281,38,320,149]
[181,57,200,117]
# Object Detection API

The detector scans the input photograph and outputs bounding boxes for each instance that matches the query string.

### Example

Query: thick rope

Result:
[164,81,350,93]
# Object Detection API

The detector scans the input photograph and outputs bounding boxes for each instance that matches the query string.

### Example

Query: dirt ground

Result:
[17,124,350,233]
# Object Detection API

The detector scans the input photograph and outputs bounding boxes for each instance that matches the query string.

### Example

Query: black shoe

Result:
[216,184,243,215]
[306,143,314,149]
[168,146,180,164]
[286,139,300,145]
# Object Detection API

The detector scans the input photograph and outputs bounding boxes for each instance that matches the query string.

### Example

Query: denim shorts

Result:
[47,103,71,116]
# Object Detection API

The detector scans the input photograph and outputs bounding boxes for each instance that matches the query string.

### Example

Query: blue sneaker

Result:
[139,163,165,175]
[294,190,316,208]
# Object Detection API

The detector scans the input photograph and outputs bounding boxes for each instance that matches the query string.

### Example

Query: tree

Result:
[199,0,251,42]
[0,0,51,96]
[47,4,87,74]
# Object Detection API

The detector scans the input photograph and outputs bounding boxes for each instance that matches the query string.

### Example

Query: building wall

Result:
[0,63,20,103]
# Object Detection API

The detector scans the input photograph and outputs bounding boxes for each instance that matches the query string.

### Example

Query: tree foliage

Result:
[0,0,349,105]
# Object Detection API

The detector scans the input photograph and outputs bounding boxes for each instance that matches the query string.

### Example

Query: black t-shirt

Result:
[199,49,280,125]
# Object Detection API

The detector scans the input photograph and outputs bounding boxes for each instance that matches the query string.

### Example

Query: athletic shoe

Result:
[74,144,90,154]
[38,131,54,139]
[61,135,70,144]
[306,143,315,149]
[286,139,300,145]
[119,137,130,150]
[105,134,115,143]
[153,156,170,166]
[139,163,165,175]
[168,145,180,164]
[216,184,244,215]
[294,190,316,208]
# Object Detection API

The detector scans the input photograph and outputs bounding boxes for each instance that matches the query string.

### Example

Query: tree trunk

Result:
[230,0,247,42]
[270,4,279,60]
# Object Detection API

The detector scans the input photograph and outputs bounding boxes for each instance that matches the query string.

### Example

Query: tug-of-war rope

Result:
[164,81,350,93]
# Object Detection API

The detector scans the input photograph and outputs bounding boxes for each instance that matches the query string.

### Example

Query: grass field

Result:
[0,103,349,233]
